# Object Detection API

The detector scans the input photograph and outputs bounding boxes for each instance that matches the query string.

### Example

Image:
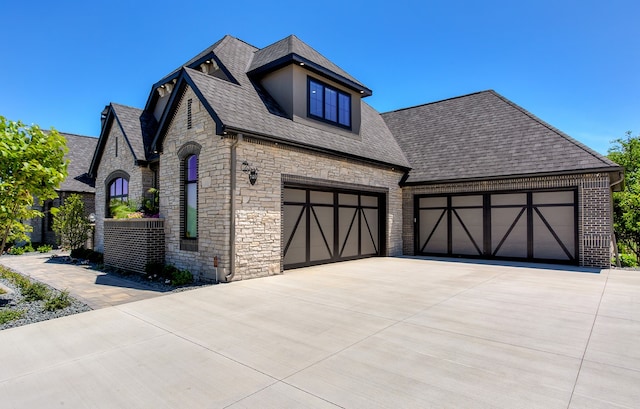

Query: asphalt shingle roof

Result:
[110,103,157,162]
[180,36,409,169]
[381,90,620,183]
[247,35,370,93]
[59,133,98,193]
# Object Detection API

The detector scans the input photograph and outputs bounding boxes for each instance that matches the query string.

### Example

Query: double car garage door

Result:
[416,190,578,264]
[283,186,385,269]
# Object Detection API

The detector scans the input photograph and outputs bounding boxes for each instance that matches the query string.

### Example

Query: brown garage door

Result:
[416,189,577,264]
[283,186,385,269]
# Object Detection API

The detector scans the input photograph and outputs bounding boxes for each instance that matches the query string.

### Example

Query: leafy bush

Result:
[162,264,180,280]
[616,253,638,267]
[37,244,53,253]
[23,244,34,253]
[52,194,90,251]
[44,290,72,311]
[171,269,193,286]
[109,200,140,219]
[22,282,50,302]
[7,246,25,255]
[0,309,24,325]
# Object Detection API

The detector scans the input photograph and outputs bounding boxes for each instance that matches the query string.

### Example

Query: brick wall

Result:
[402,173,612,268]
[103,219,165,274]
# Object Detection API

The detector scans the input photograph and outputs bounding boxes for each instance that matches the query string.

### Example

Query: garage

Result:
[283,186,386,269]
[415,189,578,264]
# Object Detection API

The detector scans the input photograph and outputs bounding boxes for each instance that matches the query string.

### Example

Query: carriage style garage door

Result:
[415,189,578,264]
[283,186,385,269]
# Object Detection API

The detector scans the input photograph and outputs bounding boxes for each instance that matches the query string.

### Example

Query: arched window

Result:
[105,171,130,218]
[109,177,129,202]
[184,154,198,238]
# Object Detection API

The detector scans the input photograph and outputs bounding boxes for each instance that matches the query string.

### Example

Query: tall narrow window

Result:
[307,78,351,128]
[184,154,198,238]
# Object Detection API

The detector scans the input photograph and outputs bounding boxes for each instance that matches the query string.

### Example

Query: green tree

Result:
[51,194,90,251]
[608,131,640,263]
[0,116,68,252]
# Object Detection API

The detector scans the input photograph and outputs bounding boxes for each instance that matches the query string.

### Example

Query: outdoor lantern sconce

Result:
[242,161,259,185]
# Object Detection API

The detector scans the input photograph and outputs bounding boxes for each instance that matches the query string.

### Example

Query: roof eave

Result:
[403,166,624,186]
[223,125,409,171]
[248,54,372,97]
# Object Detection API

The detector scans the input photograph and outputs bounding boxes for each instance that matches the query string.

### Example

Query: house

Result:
[29,132,97,246]
[88,34,621,281]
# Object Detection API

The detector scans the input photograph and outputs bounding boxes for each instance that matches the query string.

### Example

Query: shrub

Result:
[23,244,34,253]
[144,262,164,276]
[0,309,24,325]
[37,244,53,253]
[171,269,193,286]
[162,264,180,280]
[617,253,638,267]
[0,267,31,290]
[44,290,72,311]
[51,194,90,251]
[87,250,103,263]
[7,246,25,255]
[22,282,50,301]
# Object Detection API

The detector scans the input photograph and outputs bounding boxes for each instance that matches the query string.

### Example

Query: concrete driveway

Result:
[0,257,638,408]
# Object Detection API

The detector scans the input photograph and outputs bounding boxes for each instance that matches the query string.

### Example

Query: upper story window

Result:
[308,78,351,128]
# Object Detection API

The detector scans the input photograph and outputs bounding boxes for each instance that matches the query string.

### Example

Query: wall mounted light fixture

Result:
[241,161,259,185]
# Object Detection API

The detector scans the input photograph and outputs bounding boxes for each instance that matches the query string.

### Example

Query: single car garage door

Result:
[415,189,578,264]
[283,186,385,269]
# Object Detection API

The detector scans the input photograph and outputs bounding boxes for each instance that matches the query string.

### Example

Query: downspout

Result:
[610,171,624,267]
[225,134,242,282]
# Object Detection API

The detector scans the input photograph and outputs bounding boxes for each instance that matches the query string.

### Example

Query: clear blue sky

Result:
[1,0,637,154]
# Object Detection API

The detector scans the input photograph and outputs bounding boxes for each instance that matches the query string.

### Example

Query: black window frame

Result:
[307,77,352,129]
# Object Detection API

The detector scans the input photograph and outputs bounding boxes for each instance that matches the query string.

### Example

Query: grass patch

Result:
[0,309,24,325]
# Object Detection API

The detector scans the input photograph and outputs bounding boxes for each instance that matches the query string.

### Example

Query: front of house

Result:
[88,34,621,281]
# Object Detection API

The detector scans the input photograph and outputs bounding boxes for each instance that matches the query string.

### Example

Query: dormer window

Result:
[308,78,351,128]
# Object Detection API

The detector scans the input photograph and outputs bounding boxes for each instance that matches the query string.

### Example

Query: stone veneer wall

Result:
[94,120,155,252]
[159,86,405,281]
[402,173,613,268]
[103,219,165,274]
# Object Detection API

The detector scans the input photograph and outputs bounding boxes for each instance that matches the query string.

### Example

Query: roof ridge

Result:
[381,90,493,115]
[110,102,142,111]
[490,91,618,168]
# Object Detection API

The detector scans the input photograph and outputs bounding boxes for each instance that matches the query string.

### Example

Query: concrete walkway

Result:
[0,253,168,309]
[0,257,638,408]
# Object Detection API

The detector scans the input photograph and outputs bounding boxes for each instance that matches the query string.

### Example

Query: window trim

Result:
[307,77,352,129]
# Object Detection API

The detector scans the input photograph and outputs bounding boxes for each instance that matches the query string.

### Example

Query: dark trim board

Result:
[414,188,579,265]
[283,184,386,270]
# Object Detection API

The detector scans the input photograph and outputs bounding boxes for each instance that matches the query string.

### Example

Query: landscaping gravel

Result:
[0,276,92,331]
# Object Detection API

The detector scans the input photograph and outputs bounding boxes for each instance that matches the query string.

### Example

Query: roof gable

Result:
[382,90,620,184]
[88,103,157,177]
[247,35,371,96]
